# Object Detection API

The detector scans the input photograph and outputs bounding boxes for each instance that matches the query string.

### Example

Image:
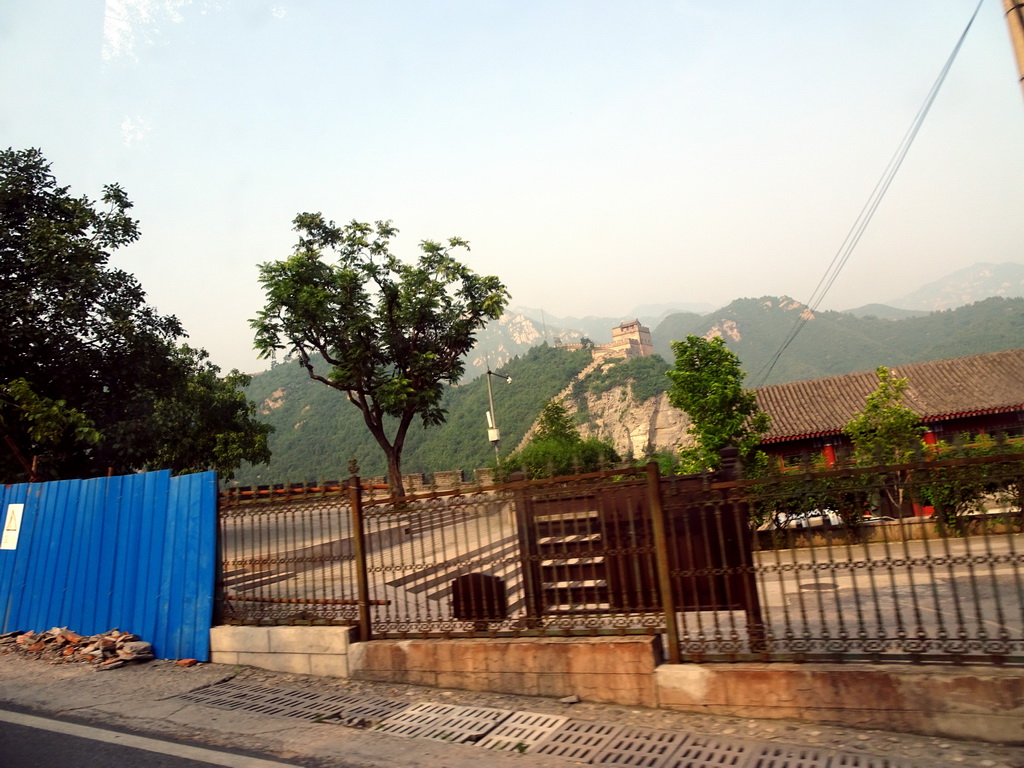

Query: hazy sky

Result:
[2,1,1022,373]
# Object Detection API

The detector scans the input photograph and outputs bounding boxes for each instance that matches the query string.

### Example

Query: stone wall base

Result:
[208,628,1024,744]
[657,663,1024,744]
[348,636,662,707]
[210,625,355,677]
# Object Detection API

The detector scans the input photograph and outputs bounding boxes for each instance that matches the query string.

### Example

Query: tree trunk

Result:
[383,443,405,498]
[355,402,414,499]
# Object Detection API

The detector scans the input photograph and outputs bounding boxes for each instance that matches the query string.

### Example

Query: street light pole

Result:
[485,368,512,461]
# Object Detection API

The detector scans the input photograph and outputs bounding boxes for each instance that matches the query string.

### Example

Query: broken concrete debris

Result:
[0,627,164,669]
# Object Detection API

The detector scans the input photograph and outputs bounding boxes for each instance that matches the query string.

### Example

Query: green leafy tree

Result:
[0,147,271,481]
[914,434,1024,529]
[0,378,101,479]
[148,347,272,477]
[843,366,924,515]
[844,367,923,466]
[251,215,509,495]
[666,335,770,473]
[533,399,579,442]
[500,399,620,479]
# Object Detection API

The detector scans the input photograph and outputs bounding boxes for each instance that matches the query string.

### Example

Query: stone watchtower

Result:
[608,319,654,359]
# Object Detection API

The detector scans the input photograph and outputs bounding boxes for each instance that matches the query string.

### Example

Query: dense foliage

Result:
[252,215,508,494]
[666,336,770,473]
[579,354,670,404]
[234,344,594,485]
[844,367,924,466]
[913,435,1024,528]
[0,148,270,481]
[499,399,620,479]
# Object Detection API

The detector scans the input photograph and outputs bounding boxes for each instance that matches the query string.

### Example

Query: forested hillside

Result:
[234,295,1024,485]
[653,296,1024,385]
[233,345,592,485]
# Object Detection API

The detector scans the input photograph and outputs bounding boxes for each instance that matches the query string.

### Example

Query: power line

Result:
[752,0,985,387]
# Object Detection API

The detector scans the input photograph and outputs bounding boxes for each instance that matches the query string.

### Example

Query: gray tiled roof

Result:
[755,348,1024,443]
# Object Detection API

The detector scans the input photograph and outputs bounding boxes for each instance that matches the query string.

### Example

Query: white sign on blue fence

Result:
[1,503,24,550]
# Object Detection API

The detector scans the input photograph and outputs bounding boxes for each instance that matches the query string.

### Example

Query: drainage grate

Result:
[413,705,512,744]
[328,696,410,727]
[476,711,569,752]
[591,726,693,768]
[532,719,625,762]
[373,703,459,738]
[177,683,388,722]
[221,691,354,721]
[746,743,833,768]
[178,682,291,708]
[665,735,759,768]
[830,754,914,768]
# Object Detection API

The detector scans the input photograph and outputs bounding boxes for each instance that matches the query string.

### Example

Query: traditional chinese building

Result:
[754,348,1024,469]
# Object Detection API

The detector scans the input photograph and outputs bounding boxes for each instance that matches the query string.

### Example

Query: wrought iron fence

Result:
[217,452,1024,664]
[218,482,361,625]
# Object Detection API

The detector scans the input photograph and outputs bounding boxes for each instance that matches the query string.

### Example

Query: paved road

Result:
[0,708,314,768]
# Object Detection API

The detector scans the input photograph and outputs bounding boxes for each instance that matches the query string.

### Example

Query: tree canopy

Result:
[500,398,620,479]
[843,366,923,466]
[0,147,271,481]
[251,215,509,495]
[666,335,770,473]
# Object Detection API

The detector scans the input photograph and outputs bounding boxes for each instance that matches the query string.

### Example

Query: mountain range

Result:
[466,262,1024,380]
[234,261,1024,485]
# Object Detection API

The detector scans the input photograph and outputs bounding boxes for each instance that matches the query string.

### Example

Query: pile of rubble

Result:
[0,627,161,670]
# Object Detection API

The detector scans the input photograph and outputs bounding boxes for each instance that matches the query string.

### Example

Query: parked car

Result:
[776,510,842,529]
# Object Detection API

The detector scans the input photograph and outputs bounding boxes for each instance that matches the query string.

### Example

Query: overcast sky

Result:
[2,1,1022,373]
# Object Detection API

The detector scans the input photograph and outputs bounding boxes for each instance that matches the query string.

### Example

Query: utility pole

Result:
[485,367,512,461]
[1005,0,1024,99]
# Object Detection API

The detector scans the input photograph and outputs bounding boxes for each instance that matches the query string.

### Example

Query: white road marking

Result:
[0,709,302,768]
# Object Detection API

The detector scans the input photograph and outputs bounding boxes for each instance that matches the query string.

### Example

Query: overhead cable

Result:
[752,0,985,387]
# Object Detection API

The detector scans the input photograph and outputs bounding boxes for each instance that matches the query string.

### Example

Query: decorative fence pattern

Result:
[218,453,1024,665]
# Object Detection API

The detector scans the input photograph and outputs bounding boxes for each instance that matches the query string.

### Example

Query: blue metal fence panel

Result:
[0,470,217,660]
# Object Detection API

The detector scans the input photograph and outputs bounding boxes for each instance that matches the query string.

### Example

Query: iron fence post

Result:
[212,492,225,626]
[647,461,681,664]
[348,467,372,641]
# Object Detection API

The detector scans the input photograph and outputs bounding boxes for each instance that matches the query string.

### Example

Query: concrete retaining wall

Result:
[348,636,661,707]
[210,626,355,677]
[656,663,1024,744]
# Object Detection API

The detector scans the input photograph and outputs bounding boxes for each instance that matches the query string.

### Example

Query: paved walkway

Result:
[0,653,1019,768]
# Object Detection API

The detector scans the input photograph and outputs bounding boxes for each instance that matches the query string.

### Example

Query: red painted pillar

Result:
[822,444,837,468]
[915,430,938,517]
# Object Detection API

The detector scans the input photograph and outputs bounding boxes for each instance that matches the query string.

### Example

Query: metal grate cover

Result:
[829,754,919,768]
[328,696,409,726]
[413,705,512,744]
[178,682,290,707]
[373,703,459,738]
[746,743,833,768]
[666,735,760,768]
[476,711,569,752]
[591,726,693,768]
[177,683,396,723]
[532,719,626,762]
[178,684,936,768]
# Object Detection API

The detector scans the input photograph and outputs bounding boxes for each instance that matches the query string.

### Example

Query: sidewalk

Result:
[0,652,1019,768]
